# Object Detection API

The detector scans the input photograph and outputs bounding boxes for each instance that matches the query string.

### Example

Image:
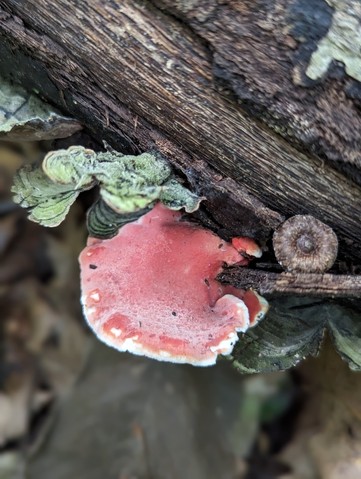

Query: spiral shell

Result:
[273,215,338,273]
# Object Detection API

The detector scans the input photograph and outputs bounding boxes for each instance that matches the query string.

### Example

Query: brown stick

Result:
[219,268,361,298]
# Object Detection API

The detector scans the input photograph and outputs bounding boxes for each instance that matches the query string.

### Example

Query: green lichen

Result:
[12,146,202,236]
[306,0,361,81]
[95,151,172,213]
[0,78,82,141]
[43,146,97,187]
[159,178,201,212]
[12,164,83,226]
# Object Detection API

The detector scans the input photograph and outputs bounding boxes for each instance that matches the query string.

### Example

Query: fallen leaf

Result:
[28,341,288,479]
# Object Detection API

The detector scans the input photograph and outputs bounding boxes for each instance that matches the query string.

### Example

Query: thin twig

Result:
[219,267,361,298]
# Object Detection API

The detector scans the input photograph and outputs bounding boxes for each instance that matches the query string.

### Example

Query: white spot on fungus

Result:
[210,332,239,355]
[86,306,97,316]
[110,327,122,337]
[121,337,139,351]
[159,350,171,358]
[89,291,100,302]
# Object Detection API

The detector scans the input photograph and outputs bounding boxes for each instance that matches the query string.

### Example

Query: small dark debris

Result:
[89,264,97,269]
[204,278,210,287]
[347,425,355,438]
[172,311,177,316]
[218,243,224,248]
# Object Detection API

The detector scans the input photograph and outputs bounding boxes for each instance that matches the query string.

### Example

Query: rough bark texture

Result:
[219,268,361,298]
[0,0,360,261]
[154,0,361,180]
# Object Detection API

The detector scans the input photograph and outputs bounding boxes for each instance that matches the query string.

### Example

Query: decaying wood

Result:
[219,267,361,298]
[176,159,285,241]
[154,0,361,183]
[0,1,360,260]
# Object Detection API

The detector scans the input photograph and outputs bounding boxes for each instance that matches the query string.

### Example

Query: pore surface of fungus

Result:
[80,204,267,366]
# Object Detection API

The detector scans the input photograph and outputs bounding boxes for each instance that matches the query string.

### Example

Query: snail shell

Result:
[273,215,338,273]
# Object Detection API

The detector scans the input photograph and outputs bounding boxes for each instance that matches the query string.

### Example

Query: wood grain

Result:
[219,267,361,298]
[153,0,361,181]
[0,0,360,259]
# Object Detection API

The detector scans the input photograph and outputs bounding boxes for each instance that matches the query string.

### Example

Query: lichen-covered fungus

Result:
[80,203,268,366]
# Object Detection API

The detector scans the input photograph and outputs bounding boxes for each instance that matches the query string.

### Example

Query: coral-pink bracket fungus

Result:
[80,204,268,366]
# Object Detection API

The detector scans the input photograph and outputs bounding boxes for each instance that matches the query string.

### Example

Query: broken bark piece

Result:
[219,268,361,299]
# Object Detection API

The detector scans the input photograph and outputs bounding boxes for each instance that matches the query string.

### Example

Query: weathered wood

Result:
[219,267,361,298]
[153,0,361,182]
[0,1,360,259]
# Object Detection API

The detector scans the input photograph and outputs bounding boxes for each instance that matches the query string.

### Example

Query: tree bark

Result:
[219,268,361,298]
[0,0,360,261]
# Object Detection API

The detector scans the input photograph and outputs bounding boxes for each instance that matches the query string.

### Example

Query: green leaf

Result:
[87,199,152,238]
[231,297,325,374]
[12,164,81,227]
